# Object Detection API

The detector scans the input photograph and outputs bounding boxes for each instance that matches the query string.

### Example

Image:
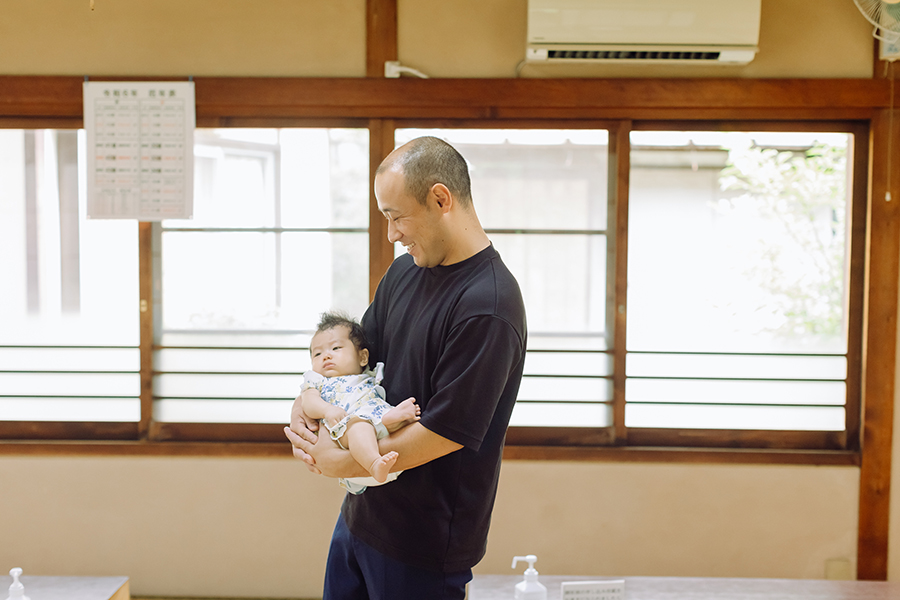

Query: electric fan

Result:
[854,0,900,203]
[853,0,900,43]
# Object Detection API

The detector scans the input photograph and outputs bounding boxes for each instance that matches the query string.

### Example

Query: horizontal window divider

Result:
[0,438,859,464]
[156,345,309,350]
[153,372,613,379]
[502,445,859,466]
[0,371,139,375]
[153,346,610,352]
[153,396,291,401]
[484,228,607,235]
[515,398,612,404]
[0,394,139,399]
[161,227,367,234]
[625,427,850,452]
[153,371,301,376]
[0,421,139,441]
[0,439,292,457]
[150,422,289,443]
[530,331,610,339]
[526,348,612,353]
[626,376,845,382]
[158,330,314,337]
[506,425,616,446]
[0,345,138,350]
[627,350,848,358]
[523,373,612,379]
[625,400,845,409]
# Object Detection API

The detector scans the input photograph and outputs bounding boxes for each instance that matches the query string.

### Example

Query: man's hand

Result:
[323,405,348,429]
[284,423,322,474]
[284,425,368,479]
[290,390,321,434]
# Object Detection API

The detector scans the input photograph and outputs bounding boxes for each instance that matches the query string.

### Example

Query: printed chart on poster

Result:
[84,81,194,220]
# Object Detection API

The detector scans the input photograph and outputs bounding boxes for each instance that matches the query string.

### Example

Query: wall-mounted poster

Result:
[84,81,194,220]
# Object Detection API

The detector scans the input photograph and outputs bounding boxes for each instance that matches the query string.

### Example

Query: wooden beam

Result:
[609,122,630,444]
[366,0,397,78]
[857,104,900,580]
[138,221,153,439]
[0,77,892,121]
[368,119,397,298]
[846,122,871,451]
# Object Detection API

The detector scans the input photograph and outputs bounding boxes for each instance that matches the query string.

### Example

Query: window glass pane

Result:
[625,404,845,431]
[157,128,369,424]
[628,131,850,353]
[0,129,140,423]
[626,131,852,432]
[395,129,610,428]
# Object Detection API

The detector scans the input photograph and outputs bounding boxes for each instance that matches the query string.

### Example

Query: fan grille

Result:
[853,0,900,37]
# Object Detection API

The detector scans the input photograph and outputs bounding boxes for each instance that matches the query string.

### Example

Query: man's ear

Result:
[430,183,453,214]
[359,348,370,367]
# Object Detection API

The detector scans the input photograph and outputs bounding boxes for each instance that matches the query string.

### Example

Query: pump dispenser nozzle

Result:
[511,555,547,600]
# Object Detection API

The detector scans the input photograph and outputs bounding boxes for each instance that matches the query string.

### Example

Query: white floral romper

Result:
[301,362,400,494]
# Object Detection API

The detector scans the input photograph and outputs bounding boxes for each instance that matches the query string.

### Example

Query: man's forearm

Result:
[377,422,463,472]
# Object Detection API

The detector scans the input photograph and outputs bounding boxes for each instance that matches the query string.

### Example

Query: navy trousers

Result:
[323,514,473,600]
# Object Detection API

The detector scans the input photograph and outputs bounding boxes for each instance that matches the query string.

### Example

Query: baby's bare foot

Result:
[395,397,420,420]
[382,398,421,430]
[369,451,399,483]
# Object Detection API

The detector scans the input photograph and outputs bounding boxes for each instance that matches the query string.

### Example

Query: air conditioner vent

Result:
[526,0,761,66]
[548,49,721,61]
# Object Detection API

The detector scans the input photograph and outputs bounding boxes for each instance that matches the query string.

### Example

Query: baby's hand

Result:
[323,406,348,428]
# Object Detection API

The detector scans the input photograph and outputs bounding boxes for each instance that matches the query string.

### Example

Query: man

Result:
[285,136,527,600]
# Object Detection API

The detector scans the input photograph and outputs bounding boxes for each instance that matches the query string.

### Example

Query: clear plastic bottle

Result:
[511,555,547,600]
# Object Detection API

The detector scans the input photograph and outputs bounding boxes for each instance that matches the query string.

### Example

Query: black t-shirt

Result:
[343,244,527,573]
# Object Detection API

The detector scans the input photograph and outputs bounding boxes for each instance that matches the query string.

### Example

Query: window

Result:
[625,130,860,449]
[395,129,613,429]
[394,125,863,451]
[0,129,140,436]
[154,128,370,436]
[0,118,866,454]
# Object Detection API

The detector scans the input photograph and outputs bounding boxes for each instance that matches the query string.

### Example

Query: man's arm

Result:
[284,420,462,479]
[377,421,463,471]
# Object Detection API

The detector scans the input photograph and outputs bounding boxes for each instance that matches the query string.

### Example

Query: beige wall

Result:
[0,457,860,598]
[0,0,367,77]
[0,0,894,597]
[0,0,875,78]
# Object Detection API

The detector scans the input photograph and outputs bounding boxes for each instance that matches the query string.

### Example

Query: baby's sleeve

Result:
[301,370,324,392]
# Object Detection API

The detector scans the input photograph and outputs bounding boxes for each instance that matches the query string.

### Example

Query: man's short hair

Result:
[378,136,473,208]
[315,311,369,356]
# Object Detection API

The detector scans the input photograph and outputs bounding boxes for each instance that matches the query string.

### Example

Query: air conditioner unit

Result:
[526,0,761,65]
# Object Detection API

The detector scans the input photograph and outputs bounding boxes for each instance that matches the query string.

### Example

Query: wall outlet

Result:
[560,580,625,600]
[825,558,854,580]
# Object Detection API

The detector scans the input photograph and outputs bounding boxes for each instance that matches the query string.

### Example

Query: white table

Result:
[468,575,900,599]
[0,576,129,600]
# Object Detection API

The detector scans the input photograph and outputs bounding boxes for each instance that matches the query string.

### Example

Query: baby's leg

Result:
[381,397,421,433]
[344,416,398,483]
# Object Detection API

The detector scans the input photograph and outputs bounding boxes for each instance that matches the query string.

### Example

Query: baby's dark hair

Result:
[315,311,369,355]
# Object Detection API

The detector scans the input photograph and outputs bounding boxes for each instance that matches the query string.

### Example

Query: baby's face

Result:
[309,326,368,378]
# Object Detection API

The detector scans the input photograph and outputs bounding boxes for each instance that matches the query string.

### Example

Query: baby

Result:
[296,311,420,493]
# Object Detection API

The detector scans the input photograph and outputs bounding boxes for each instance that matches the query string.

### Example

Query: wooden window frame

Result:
[0,76,892,465]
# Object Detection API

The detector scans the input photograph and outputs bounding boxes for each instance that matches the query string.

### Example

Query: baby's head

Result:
[309,312,370,377]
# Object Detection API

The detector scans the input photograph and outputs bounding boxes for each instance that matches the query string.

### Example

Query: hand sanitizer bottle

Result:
[6,568,30,600]
[511,555,547,600]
